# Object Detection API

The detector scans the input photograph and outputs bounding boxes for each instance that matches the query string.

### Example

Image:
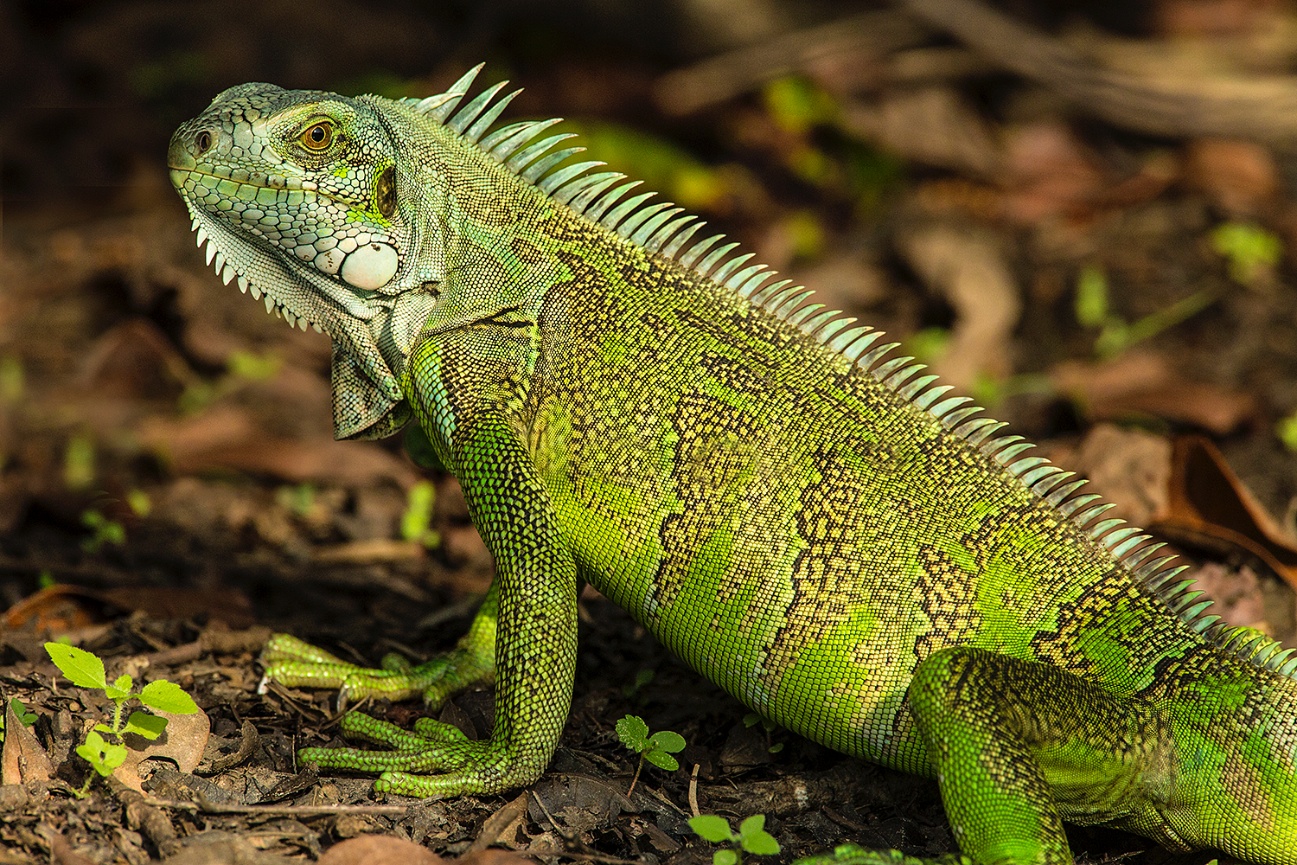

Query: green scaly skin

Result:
[168,67,1297,864]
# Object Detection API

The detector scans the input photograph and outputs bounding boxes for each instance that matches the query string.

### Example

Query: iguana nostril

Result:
[194,130,212,154]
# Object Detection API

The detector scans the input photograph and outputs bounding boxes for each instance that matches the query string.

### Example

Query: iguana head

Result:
[168,82,437,438]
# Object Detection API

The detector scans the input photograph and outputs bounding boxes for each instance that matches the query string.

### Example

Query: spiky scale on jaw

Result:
[172,67,1297,864]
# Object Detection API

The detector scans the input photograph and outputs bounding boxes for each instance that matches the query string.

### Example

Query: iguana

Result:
[167,65,1297,864]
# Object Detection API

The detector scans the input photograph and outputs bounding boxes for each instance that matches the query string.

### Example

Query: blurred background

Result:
[4,1,1297,861]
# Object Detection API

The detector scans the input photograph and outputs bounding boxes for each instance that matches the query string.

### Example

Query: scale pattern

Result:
[168,66,1297,864]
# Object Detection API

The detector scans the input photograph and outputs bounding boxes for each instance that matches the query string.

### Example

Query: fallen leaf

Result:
[2,698,53,784]
[3,585,123,633]
[1051,352,1255,434]
[896,223,1020,389]
[115,707,212,794]
[841,86,1001,178]
[1182,138,1278,215]
[468,793,530,853]
[1067,424,1173,528]
[317,835,444,865]
[1153,435,1297,590]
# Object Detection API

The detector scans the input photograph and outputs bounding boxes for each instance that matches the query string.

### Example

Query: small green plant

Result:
[689,814,781,864]
[622,668,655,698]
[276,482,317,518]
[1278,410,1297,453]
[742,712,784,754]
[126,489,152,518]
[1074,264,1215,360]
[80,509,126,552]
[45,642,199,796]
[400,480,441,549]
[0,697,38,743]
[615,714,686,796]
[0,355,24,404]
[1211,221,1281,287]
[63,434,96,490]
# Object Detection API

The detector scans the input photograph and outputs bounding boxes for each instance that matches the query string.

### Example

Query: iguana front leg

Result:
[260,580,497,708]
[266,409,580,797]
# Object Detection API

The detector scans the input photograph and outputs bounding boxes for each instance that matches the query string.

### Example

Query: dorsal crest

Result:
[400,64,1295,680]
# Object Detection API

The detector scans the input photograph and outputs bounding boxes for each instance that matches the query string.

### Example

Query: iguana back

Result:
[169,67,1297,864]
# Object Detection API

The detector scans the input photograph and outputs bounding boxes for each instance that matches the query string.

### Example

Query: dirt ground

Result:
[4,1,1297,863]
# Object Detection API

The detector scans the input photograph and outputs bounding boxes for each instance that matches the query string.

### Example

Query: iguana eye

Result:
[299,121,334,151]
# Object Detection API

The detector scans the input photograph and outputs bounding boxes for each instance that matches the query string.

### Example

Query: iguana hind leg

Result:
[798,647,1172,865]
[908,646,1171,865]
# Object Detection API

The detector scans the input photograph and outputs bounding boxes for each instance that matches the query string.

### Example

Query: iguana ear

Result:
[330,341,411,441]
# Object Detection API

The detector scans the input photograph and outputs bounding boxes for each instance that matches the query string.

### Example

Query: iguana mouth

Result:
[181,199,392,340]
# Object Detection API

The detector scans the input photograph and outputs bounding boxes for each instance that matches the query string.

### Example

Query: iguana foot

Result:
[259,633,492,709]
[793,846,971,865]
[299,709,515,797]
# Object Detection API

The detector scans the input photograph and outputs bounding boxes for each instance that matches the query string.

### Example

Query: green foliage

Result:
[554,119,733,211]
[1277,410,1297,453]
[0,697,38,743]
[126,489,152,517]
[45,643,199,794]
[741,712,784,754]
[401,481,441,549]
[689,813,781,864]
[63,434,96,490]
[615,714,686,795]
[226,349,282,381]
[1211,221,1281,287]
[276,483,317,518]
[1073,264,1216,360]
[763,77,838,134]
[0,355,23,404]
[179,350,283,414]
[621,668,655,698]
[81,509,126,552]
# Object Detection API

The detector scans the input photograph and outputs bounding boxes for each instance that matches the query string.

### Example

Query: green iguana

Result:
[167,65,1297,864]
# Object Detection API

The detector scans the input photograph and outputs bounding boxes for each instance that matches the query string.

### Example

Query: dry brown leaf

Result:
[99,587,255,629]
[317,835,444,865]
[896,223,1020,389]
[1051,352,1255,434]
[1152,436,1297,590]
[3,585,120,633]
[115,707,212,794]
[140,405,416,489]
[1067,424,1173,528]
[467,793,530,853]
[1182,137,1278,215]
[2,697,53,784]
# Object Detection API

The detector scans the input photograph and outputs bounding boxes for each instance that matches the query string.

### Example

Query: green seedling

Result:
[80,509,126,553]
[1278,410,1297,454]
[1211,221,1281,288]
[401,480,441,549]
[63,434,96,490]
[1074,264,1215,359]
[689,813,781,865]
[615,714,686,796]
[45,642,198,796]
[0,697,38,743]
[742,712,784,754]
[622,668,655,698]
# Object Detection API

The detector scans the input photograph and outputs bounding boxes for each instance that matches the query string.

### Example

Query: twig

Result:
[896,0,1297,143]
[654,10,928,115]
